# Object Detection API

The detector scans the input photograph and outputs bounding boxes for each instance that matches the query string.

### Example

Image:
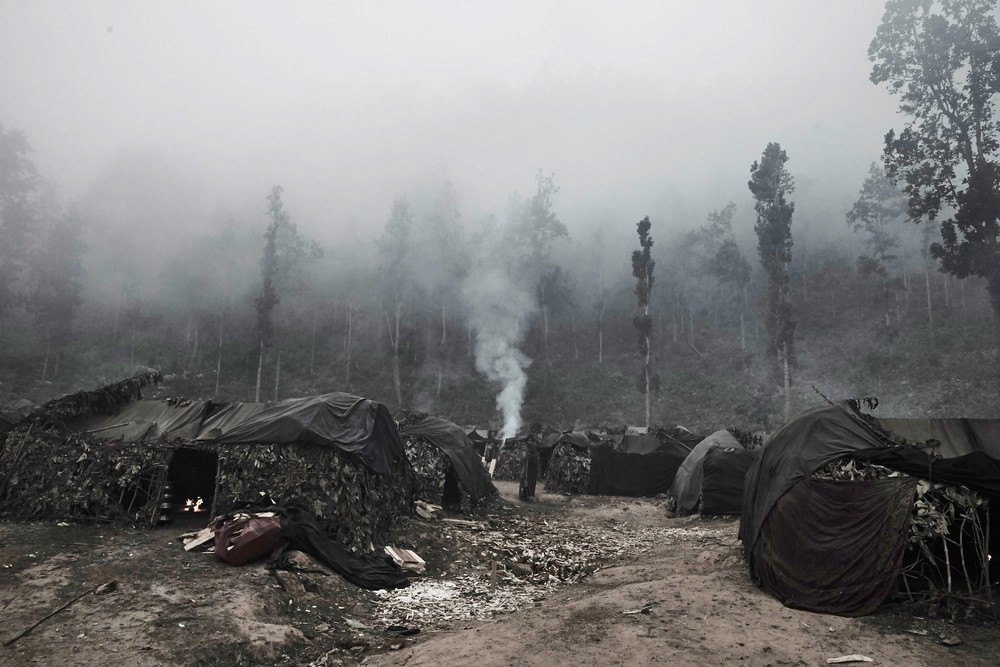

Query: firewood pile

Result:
[544,444,591,494]
[812,457,992,617]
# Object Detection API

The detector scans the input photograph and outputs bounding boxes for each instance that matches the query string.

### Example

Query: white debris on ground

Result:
[373,513,731,630]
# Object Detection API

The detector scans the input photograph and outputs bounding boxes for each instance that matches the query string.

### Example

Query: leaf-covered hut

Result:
[398,413,497,512]
[0,372,413,553]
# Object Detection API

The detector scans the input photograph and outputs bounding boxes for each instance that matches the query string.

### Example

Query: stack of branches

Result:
[402,435,450,505]
[729,428,764,450]
[216,442,412,554]
[491,439,526,482]
[32,370,162,428]
[813,457,993,619]
[544,443,591,495]
[0,426,168,524]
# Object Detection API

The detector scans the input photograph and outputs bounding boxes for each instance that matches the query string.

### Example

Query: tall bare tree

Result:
[632,216,655,428]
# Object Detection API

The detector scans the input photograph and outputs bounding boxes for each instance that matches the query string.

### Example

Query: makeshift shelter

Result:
[0,373,413,553]
[543,427,694,497]
[399,414,498,511]
[740,401,1000,616]
[700,447,760,516]
[543,431,599,494]
[587,427,693,497]
[670,429,744,515]
[466,428,497,458]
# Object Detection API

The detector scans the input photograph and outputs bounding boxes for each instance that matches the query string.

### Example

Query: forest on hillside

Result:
[1,0,999,434]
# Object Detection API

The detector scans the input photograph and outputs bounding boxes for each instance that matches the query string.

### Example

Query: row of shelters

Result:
[0,372,496,553]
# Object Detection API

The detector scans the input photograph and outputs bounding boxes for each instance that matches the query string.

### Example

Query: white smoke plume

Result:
[463,261,536,440]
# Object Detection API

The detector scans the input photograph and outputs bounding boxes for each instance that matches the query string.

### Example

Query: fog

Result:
[9,0,976,430]
[1,0,896,242]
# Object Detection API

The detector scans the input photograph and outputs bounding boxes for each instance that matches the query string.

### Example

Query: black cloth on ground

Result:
[232,501,409,590]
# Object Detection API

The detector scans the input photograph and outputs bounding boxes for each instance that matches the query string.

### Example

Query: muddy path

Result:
[1,483,996,666]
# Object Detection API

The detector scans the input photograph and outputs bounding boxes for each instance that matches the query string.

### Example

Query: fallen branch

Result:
[3,581,114,647]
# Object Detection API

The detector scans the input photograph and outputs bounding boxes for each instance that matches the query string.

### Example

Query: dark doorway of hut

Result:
[441,467,462,508]
[165,448,218,528]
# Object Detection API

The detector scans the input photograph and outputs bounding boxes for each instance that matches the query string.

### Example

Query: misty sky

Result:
[1,0,899,242]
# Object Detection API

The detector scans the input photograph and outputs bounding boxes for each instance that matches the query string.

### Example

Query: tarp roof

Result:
[62,393,403,475]
[399,416,497,503]
[68,400,208,443]
[701,447,759,516]
[670,429,743,515]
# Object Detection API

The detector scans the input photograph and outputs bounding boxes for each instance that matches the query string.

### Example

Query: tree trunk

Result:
[570,308,579,360]
[112,295,120,347]
[782,341,791,422]
[53,350,60,379]
[597,300,604,363]
[987,274,1000,404]
[740,311,746,352]
[441,300,447,346]
[467,309,472,359]
[345,301,353,388]
[437,366,443,397]
[188,320,199,371]
[385,303,403,408]
[215,312,224,398]
[688,305,694,347]
[943,273,950,308]
[41,351,49,383]
[273,350,281,401]
[309,310,317,376]
[255,339,264,402]
[960,278,967,316]
[129,324,136,366]
[923,257,935,339]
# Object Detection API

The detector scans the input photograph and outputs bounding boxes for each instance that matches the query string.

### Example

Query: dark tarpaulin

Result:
[614,432,666,455]
[851,447,1000,498]
[661,425,705,450]
[196,402,269,440]
[740,401,1000,616]
[209,393,403,475]
[588,441,689,497]
[277,504,409,590]
[235,502,410,590]
[740,403,887,555]
[756,476,916,616]
[67,400,210,442]
[670,430,743,515]
[701,447,760,516]
[399,416,497,503]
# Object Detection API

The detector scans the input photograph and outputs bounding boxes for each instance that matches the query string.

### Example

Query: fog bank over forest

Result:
[1,1,896,241]
[1,0,997,431]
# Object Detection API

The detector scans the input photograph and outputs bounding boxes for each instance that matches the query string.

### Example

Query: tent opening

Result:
[167,448,218,518]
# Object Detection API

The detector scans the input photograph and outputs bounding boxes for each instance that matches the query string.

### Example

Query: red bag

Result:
[214,514,286,565]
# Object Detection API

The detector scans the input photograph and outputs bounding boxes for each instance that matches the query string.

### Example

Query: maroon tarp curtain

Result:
[755,476,917,616]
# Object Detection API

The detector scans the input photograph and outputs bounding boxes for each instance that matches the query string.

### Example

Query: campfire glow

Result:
[181,497,205,512]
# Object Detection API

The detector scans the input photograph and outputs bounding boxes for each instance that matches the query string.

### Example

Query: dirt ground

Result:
[1,482,997,666]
